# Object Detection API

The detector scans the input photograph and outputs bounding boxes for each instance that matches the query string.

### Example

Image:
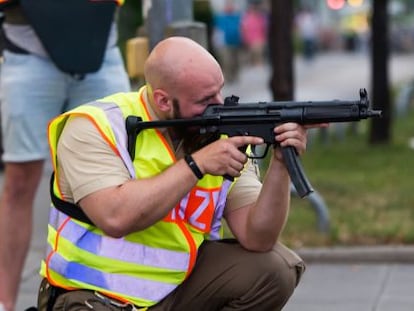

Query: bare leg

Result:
[0,161,44,311]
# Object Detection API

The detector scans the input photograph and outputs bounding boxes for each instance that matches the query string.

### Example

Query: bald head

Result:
[144,37,222,94]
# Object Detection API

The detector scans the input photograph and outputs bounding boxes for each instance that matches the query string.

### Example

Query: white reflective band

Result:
[48,251,177,301]
[49,208,190,271]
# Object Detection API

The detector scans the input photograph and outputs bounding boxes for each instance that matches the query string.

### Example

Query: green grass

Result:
[280,108,414,247]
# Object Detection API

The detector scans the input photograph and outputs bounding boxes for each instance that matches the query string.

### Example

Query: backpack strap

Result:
[49,172,95,226]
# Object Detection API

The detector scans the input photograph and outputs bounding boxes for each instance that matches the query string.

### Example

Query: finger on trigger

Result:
[231,136,264,147]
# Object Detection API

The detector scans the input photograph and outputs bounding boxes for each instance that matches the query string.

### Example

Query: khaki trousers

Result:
[38,240,305,311]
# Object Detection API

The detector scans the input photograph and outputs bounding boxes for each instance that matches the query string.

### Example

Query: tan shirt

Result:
[56,96,262,213]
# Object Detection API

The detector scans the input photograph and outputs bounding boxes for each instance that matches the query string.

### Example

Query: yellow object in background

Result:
[126,37,149,79]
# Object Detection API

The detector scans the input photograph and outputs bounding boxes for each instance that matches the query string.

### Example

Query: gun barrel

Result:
[367,110,382,118]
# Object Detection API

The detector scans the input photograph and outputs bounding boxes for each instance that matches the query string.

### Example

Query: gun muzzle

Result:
[368,110,382,118]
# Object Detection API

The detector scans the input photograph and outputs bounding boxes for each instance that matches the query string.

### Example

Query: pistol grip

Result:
[223,144,248,182]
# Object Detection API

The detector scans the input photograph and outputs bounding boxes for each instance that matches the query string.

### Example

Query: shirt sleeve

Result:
[225,159,262,213]
[57,116,131,203]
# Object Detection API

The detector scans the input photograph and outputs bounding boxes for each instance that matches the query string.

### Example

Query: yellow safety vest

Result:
[41,86,232,307]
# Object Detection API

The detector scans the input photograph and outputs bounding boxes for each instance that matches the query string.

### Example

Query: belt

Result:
[42,279,147,311]
[92,291,147,311]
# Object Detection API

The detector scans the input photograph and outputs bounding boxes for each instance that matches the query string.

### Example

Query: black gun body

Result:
[200,101,368,143]
[126,89,381,198]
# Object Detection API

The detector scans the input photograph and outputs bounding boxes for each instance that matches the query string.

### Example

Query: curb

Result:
[295,245,414,263]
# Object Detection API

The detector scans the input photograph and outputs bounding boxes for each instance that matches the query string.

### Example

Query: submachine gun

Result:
[126,88,381,198]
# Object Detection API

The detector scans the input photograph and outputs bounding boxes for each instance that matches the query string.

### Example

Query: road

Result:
[224,50,414,102]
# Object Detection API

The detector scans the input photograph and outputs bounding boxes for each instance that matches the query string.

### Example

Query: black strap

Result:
[49,173,95,225]
[0,0,19,11]
[46,283,68,311]
[0,29,29,54]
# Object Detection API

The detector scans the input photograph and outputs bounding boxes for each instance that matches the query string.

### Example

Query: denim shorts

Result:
[0,47,130,162]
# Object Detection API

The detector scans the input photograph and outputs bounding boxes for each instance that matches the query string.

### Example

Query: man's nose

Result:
[213,93,224,104]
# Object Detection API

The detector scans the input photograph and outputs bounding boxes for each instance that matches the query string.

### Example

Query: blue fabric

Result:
[214,13,242,47]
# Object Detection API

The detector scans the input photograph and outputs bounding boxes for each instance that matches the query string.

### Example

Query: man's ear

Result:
[152,89,172,113]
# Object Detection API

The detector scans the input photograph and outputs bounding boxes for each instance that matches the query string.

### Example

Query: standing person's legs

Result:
[151,240,305,311]
[66,46,130,110]
[0,51,68,311]
[251,43,264,66]
[227,46,240,83]
[218,46,238,84]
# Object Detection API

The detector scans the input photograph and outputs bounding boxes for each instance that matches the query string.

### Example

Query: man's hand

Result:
[192,136,264,178]
[274,122,328,161]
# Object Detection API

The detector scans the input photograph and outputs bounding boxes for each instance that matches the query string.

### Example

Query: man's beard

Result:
[172,99,220,154]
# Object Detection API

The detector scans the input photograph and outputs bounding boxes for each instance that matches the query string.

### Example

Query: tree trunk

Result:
[369,0,391,143]
[268,0,294,101]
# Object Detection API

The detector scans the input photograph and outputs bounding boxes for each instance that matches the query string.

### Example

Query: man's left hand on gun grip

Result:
[274,123,308,159]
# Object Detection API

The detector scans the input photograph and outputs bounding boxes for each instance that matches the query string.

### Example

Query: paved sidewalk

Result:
[284,261,414,311]
[12,51,414,310]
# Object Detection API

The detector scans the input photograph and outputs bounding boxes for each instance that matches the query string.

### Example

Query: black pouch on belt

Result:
[37,279,67,311]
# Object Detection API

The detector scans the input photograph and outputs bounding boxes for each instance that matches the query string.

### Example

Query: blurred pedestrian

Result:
[240,0,268,66]
[296,7,320,61]
[213,0,242,83]
[0,1,130,311]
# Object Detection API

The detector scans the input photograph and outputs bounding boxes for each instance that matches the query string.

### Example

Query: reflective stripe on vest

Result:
[87,100,136,178]
[43,87,232,306]
[44,208,186,302]
[48,208,189,271]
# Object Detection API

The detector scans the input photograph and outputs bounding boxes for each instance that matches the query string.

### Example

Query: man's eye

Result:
[198,100,210,106]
